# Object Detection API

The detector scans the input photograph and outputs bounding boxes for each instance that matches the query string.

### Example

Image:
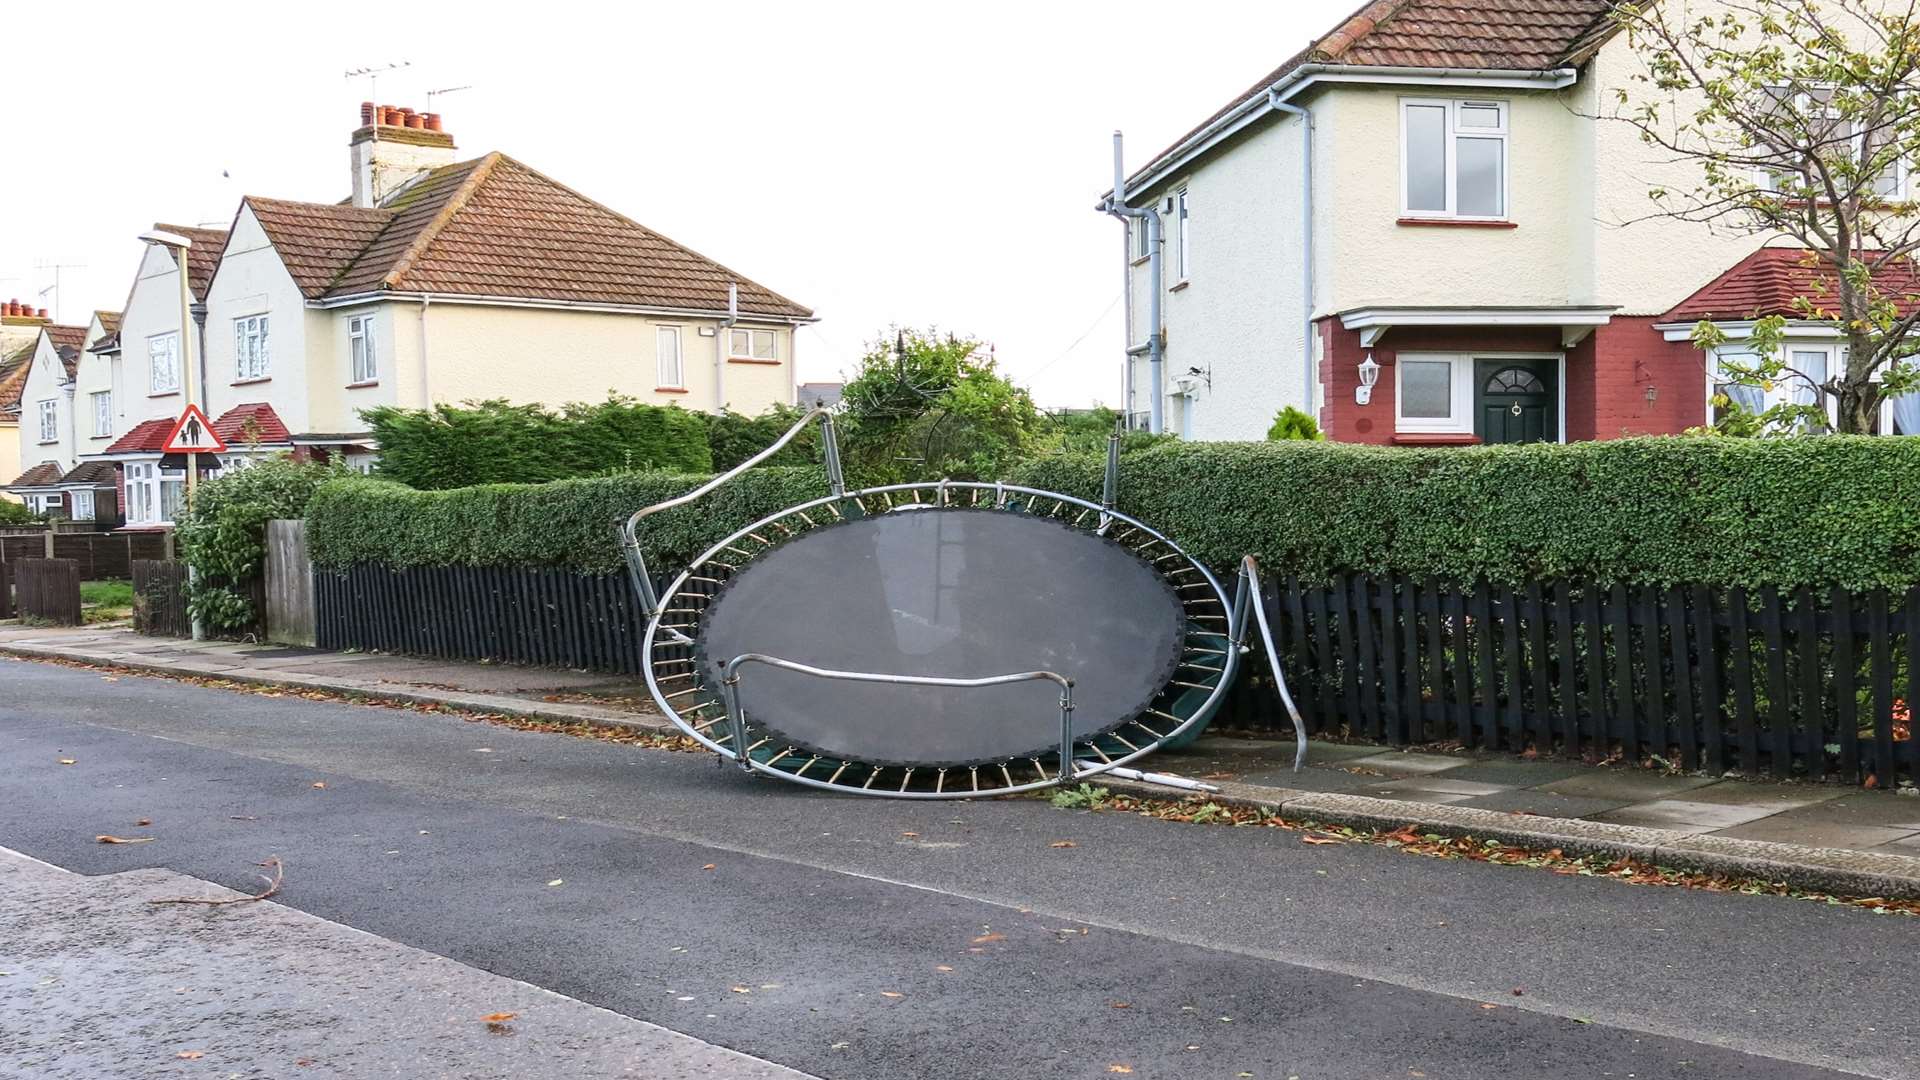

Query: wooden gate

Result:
[132,560,190,637]
[264,519,316,646]
[15,559,82,625]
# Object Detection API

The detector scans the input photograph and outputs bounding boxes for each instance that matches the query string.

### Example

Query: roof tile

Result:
[152,223,231,298]
[8,461,63,488]
[1662,248,1920,323]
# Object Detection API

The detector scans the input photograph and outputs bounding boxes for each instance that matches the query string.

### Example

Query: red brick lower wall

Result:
[1316,317,1707,445]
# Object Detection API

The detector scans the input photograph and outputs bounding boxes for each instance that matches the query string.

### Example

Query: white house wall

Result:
[15,334,74,474]
[1128,113,1306,440]
[72,317,116,456]
[118,244,200,437]
[203,205,314,436]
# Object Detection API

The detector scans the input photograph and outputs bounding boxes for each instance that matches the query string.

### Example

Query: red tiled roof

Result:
[95,310,121,336]
[239,154,811,319]
[103,417,174,455]
[152,223,231,299]
[1661,248,1920,323]
[1127,0,1620,189]
[47,324,86,379]
[8,461,63,488]
[0,340,31,414]
[212,402,291,446]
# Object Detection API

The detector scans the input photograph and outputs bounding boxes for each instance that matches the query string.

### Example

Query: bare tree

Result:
[1611,0,1920,432]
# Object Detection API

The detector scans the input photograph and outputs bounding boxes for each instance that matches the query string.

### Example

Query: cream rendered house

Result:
[7,320,87,515]
[1102,0,1899,443]
[0,300,53,503]
[188,104,813,485]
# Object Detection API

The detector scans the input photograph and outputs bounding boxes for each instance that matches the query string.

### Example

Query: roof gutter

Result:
[311,290,819,326]
[1103,63,1579,206]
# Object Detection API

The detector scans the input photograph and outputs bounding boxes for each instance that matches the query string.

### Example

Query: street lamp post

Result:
[137,230,202,640]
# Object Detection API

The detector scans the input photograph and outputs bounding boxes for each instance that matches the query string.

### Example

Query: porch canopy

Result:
[1338,305,1617,348]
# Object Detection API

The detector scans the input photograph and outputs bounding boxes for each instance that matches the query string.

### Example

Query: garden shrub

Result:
[307,467,826,575]
[1006,436,1920,592]
[362,397,713,489]
[175,456,350,635]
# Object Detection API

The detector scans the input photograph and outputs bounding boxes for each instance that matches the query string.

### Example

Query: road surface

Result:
[0,657,1910,1079]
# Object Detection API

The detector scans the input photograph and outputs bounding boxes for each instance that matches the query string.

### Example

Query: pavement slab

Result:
[0,848,813,1079]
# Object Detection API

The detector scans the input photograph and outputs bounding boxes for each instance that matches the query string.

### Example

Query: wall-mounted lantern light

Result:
[1355,353,1380,405]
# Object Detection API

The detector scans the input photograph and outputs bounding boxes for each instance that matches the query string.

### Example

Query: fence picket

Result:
[1870,589,1894,786]
[1665,587,1697,771]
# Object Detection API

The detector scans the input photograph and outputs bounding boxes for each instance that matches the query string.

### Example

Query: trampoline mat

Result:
[696,509,1186,767]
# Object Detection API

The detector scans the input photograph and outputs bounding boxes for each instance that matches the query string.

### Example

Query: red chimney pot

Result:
[423,112,442,131]
[36,308,48,319]
[360,101,375,126]
[405,114,425,129]
[3,301,15,317]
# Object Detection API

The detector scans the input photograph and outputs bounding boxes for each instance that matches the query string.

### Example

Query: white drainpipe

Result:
[1105,131,1163,434]
[716,282,738,413]
[417,295,433,408]
[1268,92,1317,415]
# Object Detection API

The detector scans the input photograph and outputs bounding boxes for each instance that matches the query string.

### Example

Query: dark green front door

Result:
[1475,359,1556,444]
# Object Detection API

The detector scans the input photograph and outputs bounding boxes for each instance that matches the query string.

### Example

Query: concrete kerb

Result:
[1096,777,1920,901]
[0,643,677,738]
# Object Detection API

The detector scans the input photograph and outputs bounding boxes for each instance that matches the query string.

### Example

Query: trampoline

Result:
[621,408,1303,799]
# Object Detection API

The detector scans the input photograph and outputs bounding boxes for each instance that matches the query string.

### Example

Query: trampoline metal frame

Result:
[622,407,1307,799]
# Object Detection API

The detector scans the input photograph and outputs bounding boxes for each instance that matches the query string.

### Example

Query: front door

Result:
[1475,359,1556,444]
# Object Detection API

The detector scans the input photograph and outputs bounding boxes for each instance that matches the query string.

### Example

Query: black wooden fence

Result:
[132,560,191,638]
[15,559,82,626]
[1217,574,1919,787]
[0,532,168,580]
[311,561,1917,787]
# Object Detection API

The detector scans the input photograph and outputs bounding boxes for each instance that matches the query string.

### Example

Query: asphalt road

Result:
[0,656,1911,1079]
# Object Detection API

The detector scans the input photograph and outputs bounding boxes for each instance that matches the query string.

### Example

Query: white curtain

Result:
[1892,390,1920,436]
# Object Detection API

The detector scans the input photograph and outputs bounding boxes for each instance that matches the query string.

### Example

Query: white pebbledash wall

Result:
[15,330,75,475]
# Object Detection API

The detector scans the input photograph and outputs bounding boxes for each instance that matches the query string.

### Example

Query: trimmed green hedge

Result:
[307,468,826,575]
[1007,436,1920,592]
[361,398,713,489]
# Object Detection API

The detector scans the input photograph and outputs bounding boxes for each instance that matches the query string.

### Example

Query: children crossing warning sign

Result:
[162,404,227,454]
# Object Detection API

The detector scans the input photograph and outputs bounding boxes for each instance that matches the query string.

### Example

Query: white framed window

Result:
[1402,98,1508,219]
[91,391,111,437]
[125,462,156,524]
[71,489,94,521]
[729,328,777,361]
[1394,353,1474,433]
[1132,215,1152,261]
[37,399,57,443]
[656,326,684,388]
[233,314,270,381]
[148,332,180,394]
[1173,188,1192,281]
[348,314,377,383]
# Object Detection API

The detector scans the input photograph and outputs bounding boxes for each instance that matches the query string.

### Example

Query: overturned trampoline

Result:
[621,407,1302,800]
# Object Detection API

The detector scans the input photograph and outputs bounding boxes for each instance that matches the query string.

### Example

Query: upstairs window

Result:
[37,399,57,443]
[1173,188,1192,281]
[233,314,270,381]
[149,332,180,394]
[1132,215,1152,261]
[348,314,377,383]
[729,328,777,361]
[1403,99,1508,219]
[657,326,684,388]
[91,390,111,437]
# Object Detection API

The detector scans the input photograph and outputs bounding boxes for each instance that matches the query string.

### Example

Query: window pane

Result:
[1405,105,1447,211]
[658,327,682,386]
[1458,103,1501,129]
[1400,360,1452,418]
[1457,136,1503,216]
[730,328,749,355]
[753,330,775,359]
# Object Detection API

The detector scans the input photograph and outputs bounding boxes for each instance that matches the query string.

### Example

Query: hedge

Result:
[361,398,713,489]
[307,467,826,576]
[1007,436,1920,593]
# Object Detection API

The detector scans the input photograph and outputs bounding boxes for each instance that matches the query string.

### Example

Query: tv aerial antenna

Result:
[34,260,86,324]
[427,84,473,112]
[345,62,413,140]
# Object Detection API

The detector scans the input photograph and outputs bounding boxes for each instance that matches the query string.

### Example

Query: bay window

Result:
[71,489,95,521]
[124,461,187,526]
[1403,99,1508,219]
[234,314,270,381]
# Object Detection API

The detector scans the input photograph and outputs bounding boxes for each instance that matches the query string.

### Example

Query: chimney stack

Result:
[0,299,50,326]
[349,101,458,209]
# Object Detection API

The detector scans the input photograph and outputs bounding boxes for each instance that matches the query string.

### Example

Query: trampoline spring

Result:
[797,511,817,526]
[797,756,820,777]
[771,521,796,537]
[935,769,946,793]
[1153,552,1185,564]
[1185,647,1228,655]
[766,748,794,766]
[656,671,697,683]
[828,762,851,785]
[970,767,980,793]
[1030,759,1049,782]
[663,686,707,700]
[862,767,882,790]
[651,656,695,667]
[1175,581,1212,591]
[825,503,843,520]
[1181,599,1218,607]
[692,717,722,733]
[1108,731,1141,752]
[1132,719,1170,740]
[1085,744,1112,763]
[1073,508,1092,525]
[1145,708,1185,725]
[999,764,1014,788]
[686,576,726,585]
[881,491,895,509]
[662,607,705,615]
[723,545,756,559]
[747,738,772,754]
[1170,679,1216,691]
[909,489,922,504]
[747,532,774,546]
[1181,662,1225,673]
[1188,614,1228,622]
[712,732,732,745]
[1050,499,1066,517]
[710,561,739,571]
[899,768,916,792]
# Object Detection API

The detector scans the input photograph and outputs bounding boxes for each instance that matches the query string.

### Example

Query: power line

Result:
[1027,290,1122,381]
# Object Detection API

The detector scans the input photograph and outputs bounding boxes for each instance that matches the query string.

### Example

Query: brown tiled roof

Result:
[152,223,231,298]
[47,324,86,379]
[94,311,122,335]
[0,338,35,414]
[245,197,396,298]
[103,417,173,456]
[241,154,812,319]
[1127,0,1621,190]
[9,461,63,488]
[57,461,118,487]
[1663,248,1920,323]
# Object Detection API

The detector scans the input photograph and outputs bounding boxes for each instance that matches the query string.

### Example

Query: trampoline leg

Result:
[1057,684,1076,785]
[720,676,752,773]
[1075,763,1222,794]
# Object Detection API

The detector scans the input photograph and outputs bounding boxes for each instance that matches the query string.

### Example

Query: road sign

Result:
[162,404,227,454]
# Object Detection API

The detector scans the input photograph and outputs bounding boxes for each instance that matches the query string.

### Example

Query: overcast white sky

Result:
[5,1,1348,407]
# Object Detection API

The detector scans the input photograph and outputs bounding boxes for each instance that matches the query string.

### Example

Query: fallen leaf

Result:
[546,879,564,887]
[901,831,919,838]
[935,965,954,973]
[57,759,75,766]
[1511,987,1524,996]
[134,819,152,827]
[1479,1003,1500,1010]
[830,1042,851,1050]
[730,986,751,994]
[479,1012,517,1023]
[1301,835,1342,846]
[1049,840,1077,849]
[971,932,1005,944]
[96,835,154,845]
[702,864,717,871]
[311,782,326,789]
[229,816,257,822]
[1109,1001,1131,1009]
[1108,1066,1134,1074]
[101,676,119,682]
[879,991,904,999]
[176,1050,205,1059]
